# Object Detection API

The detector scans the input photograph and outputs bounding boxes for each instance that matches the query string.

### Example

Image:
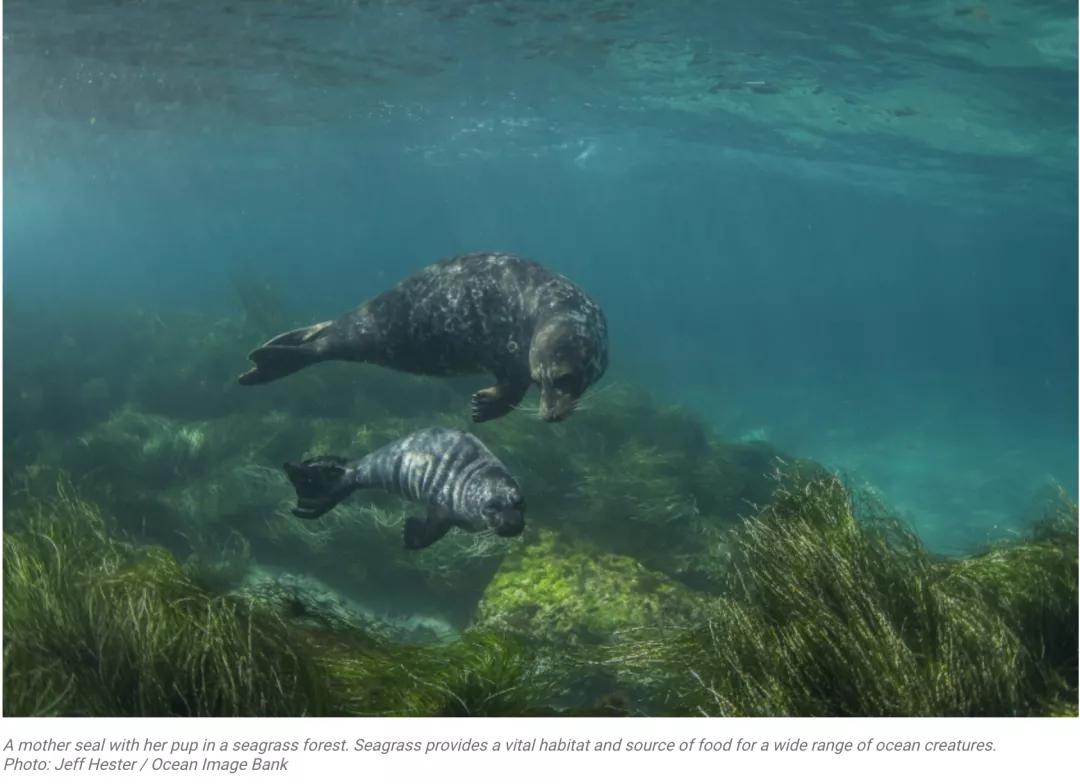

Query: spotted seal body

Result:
[238,252,608,422]
[283,427,525,549]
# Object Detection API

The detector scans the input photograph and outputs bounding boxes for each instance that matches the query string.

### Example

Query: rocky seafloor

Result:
[3,300,1076,716]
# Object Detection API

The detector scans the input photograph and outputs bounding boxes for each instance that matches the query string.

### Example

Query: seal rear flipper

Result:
[238,321,334,385]
[403,507,454,550]
[283,456,354,518]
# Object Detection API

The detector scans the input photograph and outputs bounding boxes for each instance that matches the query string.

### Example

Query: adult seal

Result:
[238,252,608,422]
[283,427,525,549]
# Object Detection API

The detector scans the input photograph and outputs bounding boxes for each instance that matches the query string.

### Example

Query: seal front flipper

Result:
[238,321,335,385]
[470,380,529,423]
[403,506,455,550]
[283,456,355,518]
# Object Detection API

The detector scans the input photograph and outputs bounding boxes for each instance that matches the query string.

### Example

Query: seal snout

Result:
[485,491,526,537]
[495,508,526,537]
[540,406,572,423]
[538,393,578,423]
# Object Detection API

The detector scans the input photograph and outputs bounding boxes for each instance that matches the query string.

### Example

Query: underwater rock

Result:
[473,529,717,646]
[237,567,457,643]
[252,495,512,626]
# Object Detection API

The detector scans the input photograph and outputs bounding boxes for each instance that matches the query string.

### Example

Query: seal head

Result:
[529,317,608,422]
[472,467,526,536]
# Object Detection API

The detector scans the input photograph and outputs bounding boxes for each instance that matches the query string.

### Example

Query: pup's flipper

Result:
[283,456,354,519]
[404,506,455,550]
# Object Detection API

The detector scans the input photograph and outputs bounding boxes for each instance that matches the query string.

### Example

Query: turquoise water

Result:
[4,0,1077,555]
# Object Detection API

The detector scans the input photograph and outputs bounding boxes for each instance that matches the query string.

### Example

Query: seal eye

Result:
[552,373,579,395]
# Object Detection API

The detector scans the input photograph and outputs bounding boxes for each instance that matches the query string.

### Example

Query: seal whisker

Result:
[577,380,620,405]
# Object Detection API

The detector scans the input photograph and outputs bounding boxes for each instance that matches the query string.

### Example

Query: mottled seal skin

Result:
[283,427,525,549]
[238,252,608,422]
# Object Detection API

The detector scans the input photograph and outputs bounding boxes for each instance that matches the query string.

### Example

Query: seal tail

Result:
[238,321,334,385]
[283,456,353,519]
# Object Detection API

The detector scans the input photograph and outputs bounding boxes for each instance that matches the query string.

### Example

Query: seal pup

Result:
[283,427,525,549]
[238,252,608,423]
